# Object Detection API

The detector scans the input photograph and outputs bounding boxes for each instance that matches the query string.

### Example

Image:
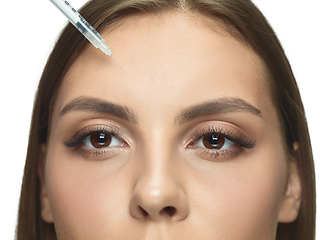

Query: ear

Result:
[278,142,302,223]
[38,144,54,223]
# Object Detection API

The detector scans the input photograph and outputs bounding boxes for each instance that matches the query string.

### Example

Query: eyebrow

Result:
[174,97,262,125]
[60,97,137,124]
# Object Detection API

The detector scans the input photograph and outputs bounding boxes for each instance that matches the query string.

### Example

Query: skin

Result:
[39,12,301,240]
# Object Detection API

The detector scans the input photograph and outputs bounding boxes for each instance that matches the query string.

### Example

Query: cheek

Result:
[44,146,131,238]
[229,157,286,233]
[187,143,288,238]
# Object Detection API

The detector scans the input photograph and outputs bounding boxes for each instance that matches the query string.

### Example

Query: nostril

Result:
[162,206,176,217]
[139,206,148,217]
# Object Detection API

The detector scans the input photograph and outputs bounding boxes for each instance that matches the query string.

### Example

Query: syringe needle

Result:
[112,55,127,71]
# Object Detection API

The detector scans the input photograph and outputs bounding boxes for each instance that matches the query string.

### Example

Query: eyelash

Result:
[63,125,255,160]
[189,126,256,160]
[63,125,124,158]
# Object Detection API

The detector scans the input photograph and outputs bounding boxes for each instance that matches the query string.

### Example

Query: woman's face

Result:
[40,12,300,240]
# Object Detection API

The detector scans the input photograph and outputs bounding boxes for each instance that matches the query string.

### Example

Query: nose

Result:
[129,159,189,221]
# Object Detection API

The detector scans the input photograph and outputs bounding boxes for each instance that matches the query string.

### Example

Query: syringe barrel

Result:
[49,0,106,48]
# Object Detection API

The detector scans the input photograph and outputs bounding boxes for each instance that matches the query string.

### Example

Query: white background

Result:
[0,0,319,238]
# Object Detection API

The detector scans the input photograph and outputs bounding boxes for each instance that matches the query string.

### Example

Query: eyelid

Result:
[191,125,256,149]
[185,123,256,161]
[63,125,123,148]
[63,124,129,160]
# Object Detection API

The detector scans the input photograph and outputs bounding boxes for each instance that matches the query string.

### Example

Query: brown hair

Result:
[16,0,315,239]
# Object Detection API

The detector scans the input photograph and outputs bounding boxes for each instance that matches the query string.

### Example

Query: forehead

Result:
[55,11,272,124]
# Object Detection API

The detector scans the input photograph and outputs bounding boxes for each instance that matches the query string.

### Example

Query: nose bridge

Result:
[129,129,189,221]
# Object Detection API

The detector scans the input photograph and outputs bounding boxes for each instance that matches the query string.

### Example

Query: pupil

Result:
[98,133,106,145]
[209,135,219,146]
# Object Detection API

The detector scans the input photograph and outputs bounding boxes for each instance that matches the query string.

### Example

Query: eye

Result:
[83,132,123,149]
[195,134,235,150]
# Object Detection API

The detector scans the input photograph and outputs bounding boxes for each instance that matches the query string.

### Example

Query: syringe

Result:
[49,0,126,70]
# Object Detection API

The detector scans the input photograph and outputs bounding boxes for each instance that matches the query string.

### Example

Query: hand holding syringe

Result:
[49,0,126,70]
